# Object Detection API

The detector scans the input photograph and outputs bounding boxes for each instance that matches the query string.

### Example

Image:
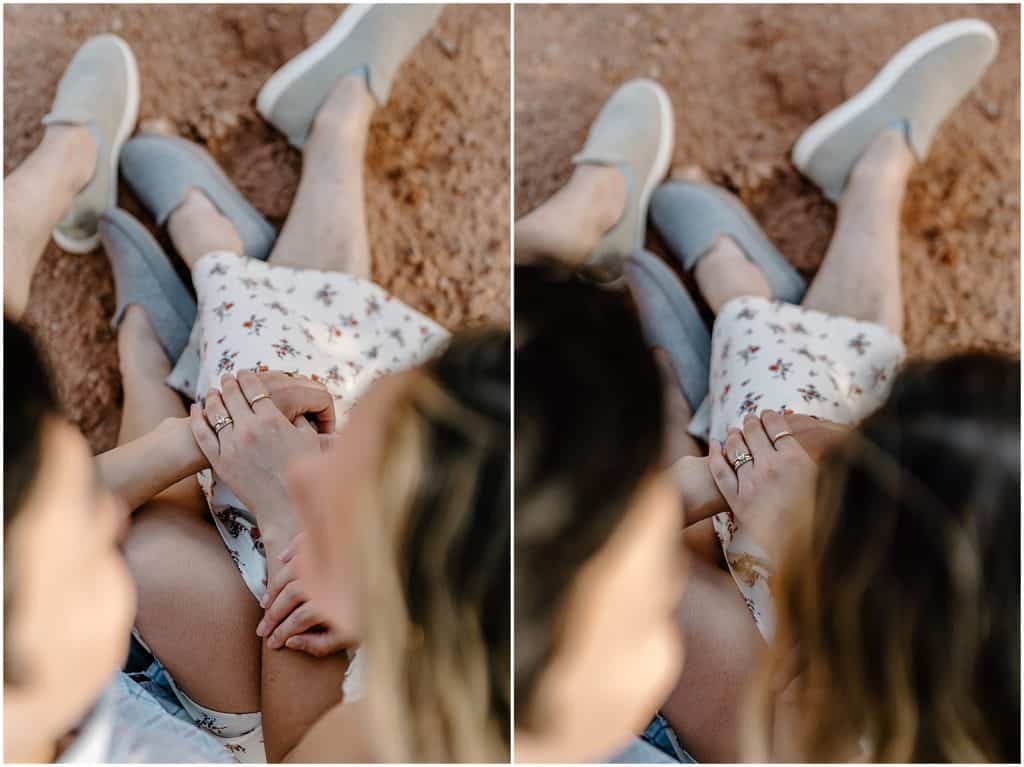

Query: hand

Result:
[257,533,353,657]
[708,410,819,557]
[189,373,321,523]
[257,370,336,434]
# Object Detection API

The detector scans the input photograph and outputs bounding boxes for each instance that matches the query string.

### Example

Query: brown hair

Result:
[744,352,1020,762]
[360,327,510,762]
[513,263,665,730]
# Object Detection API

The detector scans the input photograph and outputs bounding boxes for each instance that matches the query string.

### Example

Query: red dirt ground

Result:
[5,3,510,451]
[516,4,1019,361]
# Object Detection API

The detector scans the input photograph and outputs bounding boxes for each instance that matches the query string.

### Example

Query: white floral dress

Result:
[687,296,906,639]
[152,251,449,760]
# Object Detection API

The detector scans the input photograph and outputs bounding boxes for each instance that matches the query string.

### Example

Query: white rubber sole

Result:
[53,34,140,255]
[256,3,374,122]
[792,19,998,171]
[631,78,675,253]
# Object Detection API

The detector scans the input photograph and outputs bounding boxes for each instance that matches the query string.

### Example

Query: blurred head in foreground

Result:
[746,352,1020,762]
[4,318,136,762]
[513,262,685,762]
[289,327,511,762]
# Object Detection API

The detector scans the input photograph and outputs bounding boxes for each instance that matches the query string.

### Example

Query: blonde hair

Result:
[359,329,510,762]
[742,353,1019,762]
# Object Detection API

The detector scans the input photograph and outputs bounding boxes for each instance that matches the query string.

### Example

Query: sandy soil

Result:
[5,3,510,451]
[516,4,1019,360]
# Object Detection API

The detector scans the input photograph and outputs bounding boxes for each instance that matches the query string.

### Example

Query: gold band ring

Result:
[772,430,794,444]
[213,415,234,434]
[248,393,272,406]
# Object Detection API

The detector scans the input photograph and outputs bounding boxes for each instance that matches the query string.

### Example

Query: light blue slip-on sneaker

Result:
[257,3,444,148]
[573,79,675,287]
[650,181,806,305]
[44,35,139,254]
[792,18,998,202]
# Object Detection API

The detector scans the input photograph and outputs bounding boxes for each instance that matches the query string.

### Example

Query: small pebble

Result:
[434,33,458,59]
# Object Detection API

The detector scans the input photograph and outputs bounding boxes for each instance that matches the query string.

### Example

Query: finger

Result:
[292,382,335,434]
[285,630,346,658]
[260,559,296,609]
[236,370,280,421]
[724,428,750,464]
[707,439,739,504]
[267,603,321,650]
[762,409,797,450]
[203,390,234,437]
[189,403,221,461]
[255,370,336,434]
[257,580,306,638]
[220,373,255,426]
[279,532,305,564]
[742,411,775,457]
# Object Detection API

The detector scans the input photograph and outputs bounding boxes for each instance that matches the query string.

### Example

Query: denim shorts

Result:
[608,713,696,764]
[641,713,696,762]
[125,634,265,762]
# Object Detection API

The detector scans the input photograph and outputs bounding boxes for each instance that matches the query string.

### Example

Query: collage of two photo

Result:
[3,2,1020,764]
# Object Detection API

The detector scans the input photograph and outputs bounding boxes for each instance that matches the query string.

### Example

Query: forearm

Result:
[670,455,727,528]
[96,417,207,511]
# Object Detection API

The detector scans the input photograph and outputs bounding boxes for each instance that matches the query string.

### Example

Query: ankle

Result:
[848,128,914,189]
[569,164,628,244]
[309,74,375,147]
[41,124,97,193]
[168,189,243,262]
[694,236,772,312]
[118,305,171,375]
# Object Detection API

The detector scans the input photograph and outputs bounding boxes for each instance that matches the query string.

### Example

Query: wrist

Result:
[248,488,300,550]
[160,416,208,476]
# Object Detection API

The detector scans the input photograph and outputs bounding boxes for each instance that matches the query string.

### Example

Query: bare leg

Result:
[117,304,205,513]
[661,555,763,763]
[514,165,627,266]
[260,538,350,762]
[801,128,913,336]
[268,74,376,276]
[3,125,96,318]
[166,190,245,271]
[124,504,262,714]
[693,236,772,314]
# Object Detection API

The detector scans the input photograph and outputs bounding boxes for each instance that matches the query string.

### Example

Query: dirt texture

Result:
[516,4,1019,361]
[5,3,510,451]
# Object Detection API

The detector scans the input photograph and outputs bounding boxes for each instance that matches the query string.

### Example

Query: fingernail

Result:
[268,636,280,649]
[256,621,265,636]
[259,595,268,607]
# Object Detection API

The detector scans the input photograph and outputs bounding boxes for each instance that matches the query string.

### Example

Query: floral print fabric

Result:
[167,250,450,602]
[688,296,906,639]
